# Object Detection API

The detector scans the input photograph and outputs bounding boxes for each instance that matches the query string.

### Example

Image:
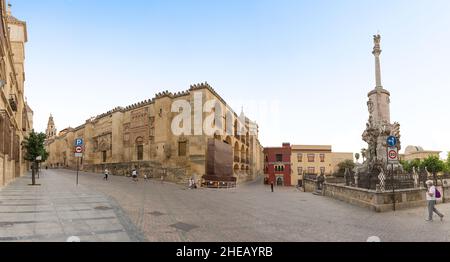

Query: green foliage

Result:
[400,160,412,173]
[420,155,445,174]
[337,160,355,175]
[355,153,360,161]
[444,152,450,174]
[22,130,49,162]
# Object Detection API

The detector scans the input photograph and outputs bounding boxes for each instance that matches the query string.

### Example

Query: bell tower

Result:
[46,114,57,139]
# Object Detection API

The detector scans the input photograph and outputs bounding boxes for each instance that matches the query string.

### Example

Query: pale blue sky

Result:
[12,0,450,156]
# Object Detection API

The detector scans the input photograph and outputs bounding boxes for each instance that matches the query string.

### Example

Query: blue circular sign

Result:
[387,136,397,147]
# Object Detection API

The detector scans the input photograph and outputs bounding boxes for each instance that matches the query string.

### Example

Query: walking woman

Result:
[425,180,444,222]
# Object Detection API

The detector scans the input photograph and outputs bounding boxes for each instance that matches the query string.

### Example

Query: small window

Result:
[320,154,325,163]
[276,154,283,162]
[178,141,187,156]
[102,151,107,162]
[320,167,326,175]
[298,167,303,175]
[308,167,315,174]
[137,145,144,160]
[308,154,315,162]
[297,153,303,162]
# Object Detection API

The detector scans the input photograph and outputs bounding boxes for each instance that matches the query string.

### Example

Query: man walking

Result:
[426,180,444,222]
[132,169,138,182]
[104,168,109,181]
[270,180,274,193]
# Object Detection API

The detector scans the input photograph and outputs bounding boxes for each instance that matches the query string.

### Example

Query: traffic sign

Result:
[387,136,397,147]
[387,147,399,164]
[75,146,83,153]
[75,138,84,147]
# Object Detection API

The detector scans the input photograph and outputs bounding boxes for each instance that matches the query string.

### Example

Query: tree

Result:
[336,160,355,177]
[410,159,422,172]
[22,131,49,186]
[361,148,367,162]
[445,152,450,174]
[420,156,445,183]
[355,153,360,163]
[400,160,412,173]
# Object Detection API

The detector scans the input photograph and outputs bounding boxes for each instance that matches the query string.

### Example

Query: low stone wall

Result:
[304,178,318,193]
[304,178,450,212]
[323,183,431,212]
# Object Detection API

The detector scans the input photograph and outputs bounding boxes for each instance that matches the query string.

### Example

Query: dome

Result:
[405,146,424,155]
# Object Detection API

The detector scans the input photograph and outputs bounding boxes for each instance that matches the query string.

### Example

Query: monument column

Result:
[368,34,390,125]
[372,34,383,89]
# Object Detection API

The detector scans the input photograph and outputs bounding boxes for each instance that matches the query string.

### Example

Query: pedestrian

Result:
[161,175,164,184]
[270,181,274,192]
[132,169,138,182]
[144,173,148,181]
[425,180,444,222]
[104,168,109,181]
[188,178,193,189]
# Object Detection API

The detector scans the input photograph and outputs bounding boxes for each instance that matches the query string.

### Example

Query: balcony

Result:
[241,158,246,164]
[234,156,240,163]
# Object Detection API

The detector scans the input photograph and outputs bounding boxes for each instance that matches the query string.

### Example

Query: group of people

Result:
[103,168,164,183]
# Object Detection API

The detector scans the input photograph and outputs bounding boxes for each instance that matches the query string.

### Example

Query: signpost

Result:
[387,136,399,211]
[74,139,84,186]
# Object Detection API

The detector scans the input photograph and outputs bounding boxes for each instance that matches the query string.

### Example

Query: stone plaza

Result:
[1,169,449,242]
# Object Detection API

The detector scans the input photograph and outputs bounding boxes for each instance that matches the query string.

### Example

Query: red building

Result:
[263,143,292,186]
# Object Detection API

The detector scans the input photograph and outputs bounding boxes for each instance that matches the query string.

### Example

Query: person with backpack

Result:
[425,180,444,222]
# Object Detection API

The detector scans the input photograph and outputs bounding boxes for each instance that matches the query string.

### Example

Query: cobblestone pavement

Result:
[0,171,145,242]
[2,169,450,242]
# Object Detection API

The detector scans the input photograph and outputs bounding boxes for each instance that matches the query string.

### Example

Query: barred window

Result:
[307,154,315,162]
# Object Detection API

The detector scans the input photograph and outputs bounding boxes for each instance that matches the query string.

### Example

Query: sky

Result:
[11,0,450,157]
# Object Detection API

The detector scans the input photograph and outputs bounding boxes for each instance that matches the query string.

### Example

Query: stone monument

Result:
[357,35,403,179]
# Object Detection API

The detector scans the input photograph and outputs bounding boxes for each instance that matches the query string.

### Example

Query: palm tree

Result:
[361,148,367,163]
[22,131,49,185]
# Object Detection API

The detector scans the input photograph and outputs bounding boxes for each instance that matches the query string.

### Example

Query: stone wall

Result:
[304,178,450,212]
[325,183,450,212]
[304,178,318,193]
[83,161,189,184]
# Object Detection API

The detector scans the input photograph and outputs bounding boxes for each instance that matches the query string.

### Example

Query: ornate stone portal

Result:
[357,35,403,178]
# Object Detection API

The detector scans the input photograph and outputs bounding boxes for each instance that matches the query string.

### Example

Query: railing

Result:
[303,173,318,181]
